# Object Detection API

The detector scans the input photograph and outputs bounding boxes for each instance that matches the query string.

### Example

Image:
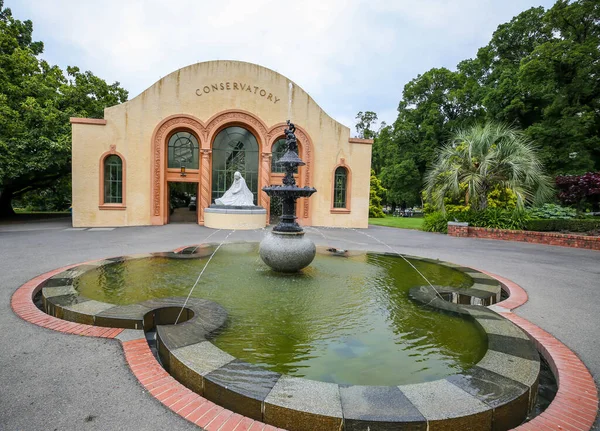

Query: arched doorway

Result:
[165,131,200,223]
[151,111,313,226]
[211,126,259,205]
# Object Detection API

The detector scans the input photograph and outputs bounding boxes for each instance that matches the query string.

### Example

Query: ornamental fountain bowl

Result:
[259,231,316,273]
[260,184,318,272]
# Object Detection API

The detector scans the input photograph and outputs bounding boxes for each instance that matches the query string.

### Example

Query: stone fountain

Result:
[259,121,317,272]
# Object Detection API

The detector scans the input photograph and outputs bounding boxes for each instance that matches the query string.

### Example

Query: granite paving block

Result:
[168,341,235,395]
[95,303,150,329]
[401,379,492,430]
[96,303,151,319]
[172,341,235,376]
[42,285,78,298]
[155,300,227,350]
[471,278,500,287]
[487,334,539,361]
[65,299,115,315]
[340,385,426,430]
[470,283,501,293]
[264,376,343,431]
[204,359,281,421]
[463,307,511,324]
[43,277,73,287]
[157,323,211,350]
[477,350,540,388]
[115,329,146,342]
[47,293,89,307]
[60,300,115,325]
[447,366,530,430]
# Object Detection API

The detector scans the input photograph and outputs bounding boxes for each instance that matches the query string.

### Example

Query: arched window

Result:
[104,155,123,204]
[168,132,199,169]
[271,138,299,174]
[211,126,259,203]
[271,138,287,173]
[333,166,348,209]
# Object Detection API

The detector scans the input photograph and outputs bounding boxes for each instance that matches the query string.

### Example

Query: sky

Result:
[9,0,556,132]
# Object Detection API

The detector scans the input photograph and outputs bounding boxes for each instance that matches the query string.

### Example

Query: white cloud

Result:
[10,0,556,128]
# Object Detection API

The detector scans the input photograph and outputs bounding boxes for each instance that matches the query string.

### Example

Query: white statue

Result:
[215,171,255,206]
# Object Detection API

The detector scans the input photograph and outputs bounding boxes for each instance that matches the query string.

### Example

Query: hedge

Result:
[524,218,600,233]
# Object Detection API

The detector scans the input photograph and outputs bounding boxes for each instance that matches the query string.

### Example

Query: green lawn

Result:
[368,215,424,230]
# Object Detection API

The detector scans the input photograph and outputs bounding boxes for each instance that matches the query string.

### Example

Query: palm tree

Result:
[425,122,553,212]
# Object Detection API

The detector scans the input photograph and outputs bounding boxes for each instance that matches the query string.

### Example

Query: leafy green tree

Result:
[472,1,600,173]
[355,111,379,139]
[425,122,553,212]
[380,159,421,208]
[0,1,128,216]
[369,170,386,218]
[375,0,600,211]
[373,67,484,207]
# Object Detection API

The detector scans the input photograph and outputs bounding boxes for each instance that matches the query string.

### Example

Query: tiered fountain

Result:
[259,121,317,272]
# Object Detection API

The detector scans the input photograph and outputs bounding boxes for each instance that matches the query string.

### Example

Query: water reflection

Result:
[74,244,486,385]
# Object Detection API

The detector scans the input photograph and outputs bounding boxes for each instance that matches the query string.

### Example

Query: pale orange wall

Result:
[71,60,372,228]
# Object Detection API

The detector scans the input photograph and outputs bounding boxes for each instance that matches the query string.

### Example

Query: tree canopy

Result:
[369,0,600,208]
[0,1,128,216]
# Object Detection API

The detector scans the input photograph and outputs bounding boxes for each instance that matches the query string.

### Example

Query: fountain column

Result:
[259,121,317,272]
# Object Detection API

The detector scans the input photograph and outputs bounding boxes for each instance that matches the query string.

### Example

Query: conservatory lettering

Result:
[195,82,281,104]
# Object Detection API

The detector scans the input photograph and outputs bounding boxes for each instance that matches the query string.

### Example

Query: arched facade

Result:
[71,60,372,228]
[148,110,315,226]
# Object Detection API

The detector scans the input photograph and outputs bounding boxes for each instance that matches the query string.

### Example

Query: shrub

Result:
[425,208,532,233]
[524,219,600,233]
[422,211,449,233]
[446,208,530,230]
[487,186,517,210]
[528,203,576,220]
[369,170,386,218]
[556,172,600,211]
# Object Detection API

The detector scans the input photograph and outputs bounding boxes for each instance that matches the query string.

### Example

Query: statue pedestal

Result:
[203,206,266,230]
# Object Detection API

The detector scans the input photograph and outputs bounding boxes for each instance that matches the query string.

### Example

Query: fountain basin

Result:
[39,244,540,430]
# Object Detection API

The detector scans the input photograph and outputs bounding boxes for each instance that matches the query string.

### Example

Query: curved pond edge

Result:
[10,245,598,431]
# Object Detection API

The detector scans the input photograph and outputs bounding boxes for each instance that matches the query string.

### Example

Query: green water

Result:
[75,243,487,385]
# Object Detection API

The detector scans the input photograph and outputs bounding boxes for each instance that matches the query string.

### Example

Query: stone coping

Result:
[10,244,598,430]
[204,207,267,214]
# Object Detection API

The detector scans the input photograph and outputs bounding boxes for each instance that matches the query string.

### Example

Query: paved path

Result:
[0,219,598,430]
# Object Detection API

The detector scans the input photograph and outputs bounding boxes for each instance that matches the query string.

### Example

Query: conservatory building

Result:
[70,60,373,228]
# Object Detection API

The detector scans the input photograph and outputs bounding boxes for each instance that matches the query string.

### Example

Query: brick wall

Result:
[447,224,600,251]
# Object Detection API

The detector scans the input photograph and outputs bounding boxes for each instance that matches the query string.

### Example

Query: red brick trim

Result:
[470,269,599,430]
[122,339,282,430]
[448,225,600,251]
[10,265,123,339]
[503,313,599,431]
